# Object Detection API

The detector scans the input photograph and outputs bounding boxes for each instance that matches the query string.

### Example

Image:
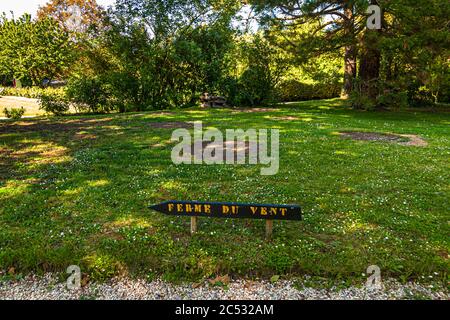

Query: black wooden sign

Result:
[149,200,302,221]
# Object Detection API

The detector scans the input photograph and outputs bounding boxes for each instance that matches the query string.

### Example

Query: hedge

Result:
[276,79,342,102]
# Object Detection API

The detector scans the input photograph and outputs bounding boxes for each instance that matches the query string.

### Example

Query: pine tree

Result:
[252,0,367,97]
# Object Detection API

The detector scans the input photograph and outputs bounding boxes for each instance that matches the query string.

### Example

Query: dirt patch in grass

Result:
[272,116,300,121]
[126,112,176,118]
[339,131,428,147]
[187,140,256,161]
[150,111,177,116]
[231,108,278,114]
[147,121,193,129]
[340,131,405,142]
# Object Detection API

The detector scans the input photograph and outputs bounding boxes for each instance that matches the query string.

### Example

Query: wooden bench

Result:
[200,93,227,108]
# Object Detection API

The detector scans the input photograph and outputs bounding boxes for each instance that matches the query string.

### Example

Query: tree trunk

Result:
[358,0,382,101]
[359,33,381,99]
[342,4,357,98]
[343,44,357,97]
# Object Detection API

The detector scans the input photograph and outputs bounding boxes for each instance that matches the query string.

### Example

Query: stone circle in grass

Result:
[190,140,254,161]
[339,131,428,147]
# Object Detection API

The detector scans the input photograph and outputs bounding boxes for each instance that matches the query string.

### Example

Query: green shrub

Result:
[102,72,140,113]
[3,107,25,120]
[66,77,111,113]
[237,66,276,106]
[377,91,409,110]
[227,34,287,107]
[349,78,381,110]
[220,77,240,106]
[276,79,342,102]
[349,79,412,110]
[39,91,70,115]
[407,83,436,107]
[348,91,377,110]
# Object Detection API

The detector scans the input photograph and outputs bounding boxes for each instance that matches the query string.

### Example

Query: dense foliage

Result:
[2,107,25,120]
[253,0,450,109]
[0,14,73,87]
[0,0,448,113]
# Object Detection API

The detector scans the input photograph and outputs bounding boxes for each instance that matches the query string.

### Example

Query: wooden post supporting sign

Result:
[190,216,198,235]
[265,220,273,240]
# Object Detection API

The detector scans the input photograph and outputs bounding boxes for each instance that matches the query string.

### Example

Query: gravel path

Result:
[0,274,447,300]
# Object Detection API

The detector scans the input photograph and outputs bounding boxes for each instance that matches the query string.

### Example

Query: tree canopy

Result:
[0,0,448,110]
[0,14,73,86]
[252,0,450,107]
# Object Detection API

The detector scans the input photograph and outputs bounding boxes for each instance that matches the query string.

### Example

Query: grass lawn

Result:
[0,98,448,285]
[0,96,77,118]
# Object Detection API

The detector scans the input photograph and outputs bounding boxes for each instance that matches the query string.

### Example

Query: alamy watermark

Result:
[171,122,279,175]
[66,265,81,290]
[366,265,383,290]
[66,5,83,32]
[367,5,382,30]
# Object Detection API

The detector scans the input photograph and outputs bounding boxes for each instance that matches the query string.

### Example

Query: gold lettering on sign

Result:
[163,203,293,219]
